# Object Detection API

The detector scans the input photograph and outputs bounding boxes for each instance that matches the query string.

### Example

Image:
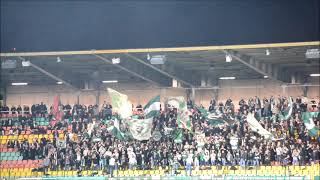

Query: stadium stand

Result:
[0,95,319,179]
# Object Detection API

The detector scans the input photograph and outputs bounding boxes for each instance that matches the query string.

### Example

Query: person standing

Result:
[109,155,116,177]
[186,151,193,176]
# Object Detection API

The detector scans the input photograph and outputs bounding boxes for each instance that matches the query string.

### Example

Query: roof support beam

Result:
[18,57,79,90]
[93,54,162,86]
[126,53,195,87]
[222,50,286,83]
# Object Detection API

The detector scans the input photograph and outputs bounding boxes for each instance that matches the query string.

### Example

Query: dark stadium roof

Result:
[1,0,319,89]
[1,0,319,52]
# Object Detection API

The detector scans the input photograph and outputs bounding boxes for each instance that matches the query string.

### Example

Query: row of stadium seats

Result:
[0,165,319,177]
[1,127,72,136]
[0,118,50,126]
[0,152,22,160]
[0,160,43,169]
[0,155,23,161]
[0,144,19,152]
[0,134,66,144]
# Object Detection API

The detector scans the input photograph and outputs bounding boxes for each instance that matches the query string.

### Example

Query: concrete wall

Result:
[4,78,320,108]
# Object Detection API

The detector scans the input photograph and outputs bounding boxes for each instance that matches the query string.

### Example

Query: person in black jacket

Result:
[11,106,17,115]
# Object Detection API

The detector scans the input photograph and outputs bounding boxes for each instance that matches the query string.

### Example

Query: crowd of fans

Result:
[0,96,319,176]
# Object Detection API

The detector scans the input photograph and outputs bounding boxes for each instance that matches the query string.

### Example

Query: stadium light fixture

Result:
[266,49,270,56]
[102,80,118,83]
[264,75,269,78]
[12,82,28,86]
[112,57,120,64]
[22,60,30,67]
[305,49,319,59]
[57,81,63,85]
[225,54,232,62]
[219,76,236,80]
[57,57,61,63]
[310,74,320,77]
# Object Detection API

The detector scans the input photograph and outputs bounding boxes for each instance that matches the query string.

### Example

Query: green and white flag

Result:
[166,97,192,131]
[107,118,125,140]
[128,117,153,141]
[302,112,319,137]
[144,95,160,118]
[107,88,132,119]
[279,97,294,120]
[171,129,183,144]
[195,105,228,126]
[247,113,273,139]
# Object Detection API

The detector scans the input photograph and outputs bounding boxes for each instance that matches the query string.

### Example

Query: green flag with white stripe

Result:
[107,118,125,140]
[302,112,319,137]
[166,97,192,131]
[144,95,160,118]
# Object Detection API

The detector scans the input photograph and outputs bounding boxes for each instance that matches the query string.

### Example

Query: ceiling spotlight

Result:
[219,76,236,80]
[57,81,63,85]
[102,80,118,83]
[112,57,120,64]
[264,75,269,78]
[310,74,320,77]
[149,55,166,64]
[22,60,30,67]
[12,82,28,86]
[225,54,232,62]
[266,49,270,56]
[57,57,61,63]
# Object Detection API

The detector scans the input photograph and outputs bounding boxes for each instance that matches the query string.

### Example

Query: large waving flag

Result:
[195,105,232,126]
[107,88,132,119]
[107,118,125,140]
[279,97,294,120]
[52,95,63,121]
[128,117,153,141]
[302,112,319,137]
[247,113,273,139]
[171,129,183,144]
[144,95,160,118]
[166,97,192,131]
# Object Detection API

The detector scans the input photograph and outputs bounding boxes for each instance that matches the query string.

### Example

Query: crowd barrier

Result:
[1,164,319,179]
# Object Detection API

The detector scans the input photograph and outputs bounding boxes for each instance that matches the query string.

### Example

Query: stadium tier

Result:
[0,94,319,180]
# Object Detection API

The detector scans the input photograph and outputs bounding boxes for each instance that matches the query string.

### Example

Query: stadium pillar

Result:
[191,88,196,102]
[302,86,308,97]
[208,77,219,101]
[281,85,287,96]
[96,89,100,105]
[0,85,7,106]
